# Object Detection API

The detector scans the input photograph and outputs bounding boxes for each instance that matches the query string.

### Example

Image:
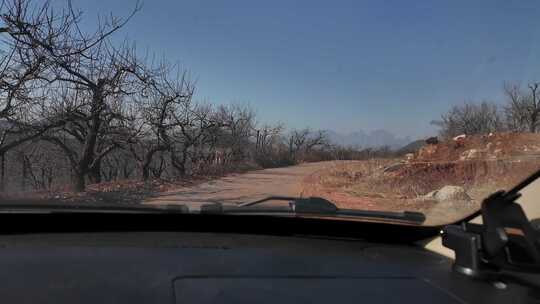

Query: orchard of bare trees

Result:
[433,81,540,138]
[4,0,537,196]
[0,0,337,194]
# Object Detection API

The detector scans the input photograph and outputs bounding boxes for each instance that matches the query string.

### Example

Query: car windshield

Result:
[0,0,539,226]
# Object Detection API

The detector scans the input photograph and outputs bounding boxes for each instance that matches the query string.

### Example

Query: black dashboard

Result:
[0,213,538,303]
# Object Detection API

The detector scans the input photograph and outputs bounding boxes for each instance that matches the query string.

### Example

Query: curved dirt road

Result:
[144,162,332,210]
[144,160,540,226]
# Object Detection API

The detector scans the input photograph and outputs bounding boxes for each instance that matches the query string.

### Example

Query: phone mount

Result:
[442,190,540,278]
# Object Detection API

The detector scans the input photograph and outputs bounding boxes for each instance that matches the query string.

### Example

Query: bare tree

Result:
[1,0,146,191]
[255,123,283,154]
[431,101,504,138]
[503,82,540,132]
[214,104,256,163]
[169,102,223,176]
[101,149,135,181]
[129,67,194,180]
[0,5,67,189]
[288,128,329,162]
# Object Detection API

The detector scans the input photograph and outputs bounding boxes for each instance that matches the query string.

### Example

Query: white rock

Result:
[453,134,466,141]
[422,185,471,202]
[405,153,414,161]
[460,149,479,160]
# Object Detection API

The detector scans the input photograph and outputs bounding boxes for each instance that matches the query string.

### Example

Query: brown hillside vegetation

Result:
[414,132,540,162]
[302,132,540,225]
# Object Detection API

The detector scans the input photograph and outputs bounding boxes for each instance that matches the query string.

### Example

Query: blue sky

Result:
[71,0,540,138]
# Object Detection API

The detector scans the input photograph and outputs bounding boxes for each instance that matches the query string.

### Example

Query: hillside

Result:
[411,132,540,162]
[396,139,425,154]
[301,132,540,225]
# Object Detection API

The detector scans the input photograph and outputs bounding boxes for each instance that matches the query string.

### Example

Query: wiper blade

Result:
[459,166,540,223]
[504,167,540,198]
[200,196,426,224]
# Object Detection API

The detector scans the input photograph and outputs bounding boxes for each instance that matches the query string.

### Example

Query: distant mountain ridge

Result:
[396,139,426,154]
[324,129,413,149]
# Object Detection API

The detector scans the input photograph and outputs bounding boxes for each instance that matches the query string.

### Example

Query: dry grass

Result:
[318,160,409,200]
[301,160,438,214]
[301,156,540,225]
[314,159,540,200]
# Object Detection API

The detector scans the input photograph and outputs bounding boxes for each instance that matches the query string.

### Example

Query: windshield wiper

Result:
[460,166,540,223]
[200,196,426,224]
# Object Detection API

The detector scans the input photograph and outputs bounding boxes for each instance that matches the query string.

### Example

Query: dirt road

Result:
[143,159,540,226]
[144,162,332,210]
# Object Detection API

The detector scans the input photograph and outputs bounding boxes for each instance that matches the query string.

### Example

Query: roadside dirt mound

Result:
[412,132,540,162]
[304,133,540,225]
[385,160,538,200]
[383,132,540,199]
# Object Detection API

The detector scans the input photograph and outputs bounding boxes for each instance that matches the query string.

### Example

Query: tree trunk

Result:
[530,113,538,133]
[176,160,186,176]
[142,164,150,181]
[170,147,188,177]
[89,160,101,183]
[141,149,159,181]
[123,162,131,179]
[171,155,187,176]
[529,84,539,133]
[21,156,27,191]
[73,172,86,192]
[0,152,5,192]
[41,168,46,190]
[78,87,103,187]
[153,154,165,179]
